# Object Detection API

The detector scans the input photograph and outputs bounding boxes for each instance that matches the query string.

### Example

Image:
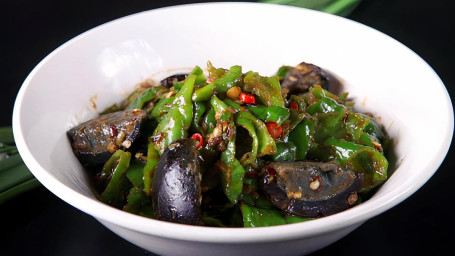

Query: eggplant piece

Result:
[260,161,363,218]
[280,62,340,95]
[67,109,146,167]
[160,74,188,88]
[152,138,203,225]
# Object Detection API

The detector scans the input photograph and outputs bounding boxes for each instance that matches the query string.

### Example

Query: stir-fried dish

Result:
[67,61,390,227]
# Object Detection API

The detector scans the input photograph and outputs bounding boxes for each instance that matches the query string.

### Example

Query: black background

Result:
[1,0,454,255]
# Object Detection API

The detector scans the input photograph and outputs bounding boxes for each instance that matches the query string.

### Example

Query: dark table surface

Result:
[1,0,454,255]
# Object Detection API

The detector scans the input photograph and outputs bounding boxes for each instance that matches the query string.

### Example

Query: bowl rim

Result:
[12,2,454,243]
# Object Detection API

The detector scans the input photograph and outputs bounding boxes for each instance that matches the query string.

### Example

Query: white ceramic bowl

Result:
[12,3,453,256]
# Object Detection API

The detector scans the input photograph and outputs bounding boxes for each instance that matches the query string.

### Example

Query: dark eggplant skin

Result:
[67,109,146,167]
[260,161,363,218]
[160,74,187,88]
[281,62,341,95]
[152,138,203,225]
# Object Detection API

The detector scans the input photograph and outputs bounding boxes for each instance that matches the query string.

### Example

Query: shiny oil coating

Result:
[152,138,202,225]
[67,109,146,166]
[261,161,363,218]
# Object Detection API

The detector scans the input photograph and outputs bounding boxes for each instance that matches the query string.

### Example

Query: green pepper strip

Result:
[223,98,241,111]
[97,150,124,188]
[362,114,385,141]
[306,96,345,115]
[324,138,388,188]
[202,105,217,135]
[124,158,154,217]
[190,65,207,86]
[310,84,341,102]
[125,158,145,188]
[152,75,195,154]
[241,204,310,227]
[101,150,131,209]
[150,96,175,121]
[288,118,316,160]
[192,65,243,102]
[190,101,207,135]
[272,141,297,162]
[210,96,245,204]
[275,65,292,80]
[248,105,290,125]
[126,86,166,110]
[124,187,154,218]
[220,142,245,205]
[214,65,242,92]
[143,142,160,196]
[243,71,284,107]
[236,111,277,156]
[235,116,258,167]
[173,65,207,91]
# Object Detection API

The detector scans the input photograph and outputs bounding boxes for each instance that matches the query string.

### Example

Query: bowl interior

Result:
[13,2,453,242]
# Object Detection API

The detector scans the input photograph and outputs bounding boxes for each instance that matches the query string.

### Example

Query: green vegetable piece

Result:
[127,87,166,110]
[235,116,258,167]
[312,110,370,144]
[152,75,195,154]
[224,98,241,111]
[0,161,35,192]
[345,147,389,188]
[288,118,316,160]
[345,112,371,142]
[124,186,154,218]
[272,141,297,161]
[125,158,145,188]
[324,137,365,163]
[97,150,124,190]
[236,111,277,156]
[213,65,243,92]
[190,101,207,135]
[242,204,286,227]
[150,96,175,121]
[241,204,310,227]
[243,72,285,107]
[0,126,15,144]
[143,142,159,196]
[202,106,217,135]
[324,138,388,188]
[306,96,345,115]
[220,153,245,205]
[192,65,242,102]
[210,95,245,204]
[192,83,214,102]
[275,65,292,80]
[190,65,207,86]
[210,95,233,121]
[248,105,290,125]
[363,114,385,141]
[207,60,226,79]
[101,150,132,209]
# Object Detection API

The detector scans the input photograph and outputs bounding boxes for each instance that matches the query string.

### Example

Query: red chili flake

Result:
[206,77,214,84]
[245,170,258,178]
[263,166,277,184]
[239,93,256,104]
[265,122,282,140]
[191,133,204,150]
[109,125,117,138]
[372,141,383,153]
[289,101,299,110]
